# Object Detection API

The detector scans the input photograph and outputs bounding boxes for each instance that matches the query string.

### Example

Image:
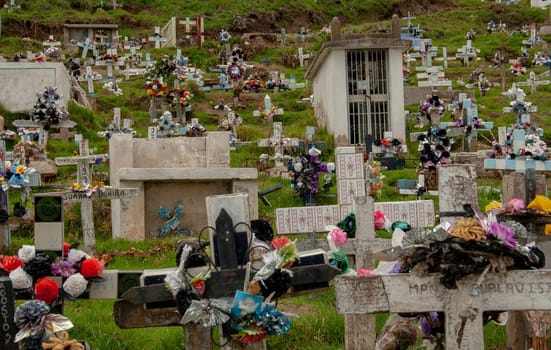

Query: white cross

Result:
[148,26,167,49]
[3,0,20,13]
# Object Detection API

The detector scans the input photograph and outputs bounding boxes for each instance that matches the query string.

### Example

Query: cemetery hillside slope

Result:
[0,0,467,40]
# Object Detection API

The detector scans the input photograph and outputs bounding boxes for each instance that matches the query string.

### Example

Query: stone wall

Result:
[109,132,258,240]
[0,62,71,112]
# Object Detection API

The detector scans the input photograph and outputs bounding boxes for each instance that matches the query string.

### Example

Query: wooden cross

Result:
[54,139,138,253]
[179,17,194,40]
[433,47,457,69]
[3,0,20,13]
[456,40,479,67]
[148,27,166,49]
[0,277,16,350]
[77,38,95,59]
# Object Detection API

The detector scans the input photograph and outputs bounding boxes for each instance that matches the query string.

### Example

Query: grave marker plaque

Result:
[0,277,16,350]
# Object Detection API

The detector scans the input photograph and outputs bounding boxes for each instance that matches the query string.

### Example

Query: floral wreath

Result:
[165,230,298,345]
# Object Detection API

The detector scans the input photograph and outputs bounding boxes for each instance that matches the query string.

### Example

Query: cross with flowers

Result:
[54,139,138,254]
[257,122,299,168]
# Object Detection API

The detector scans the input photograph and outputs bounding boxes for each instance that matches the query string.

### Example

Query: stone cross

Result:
[77,38,95,59]
[148,26,166,49]
[257,122,299,168]
[96,49,125,78]
[3,0,19,13]
[280,28,287,46]
[516,71,550,94]
[297,47,312,68]
[85,65,95,96]
[55,139,138,253]
[42,35,61,49]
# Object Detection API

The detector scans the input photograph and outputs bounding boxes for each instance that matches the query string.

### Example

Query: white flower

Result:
[67,249,90,263]
[9,267,32,290]
[63,273,88,298]
[18,245,35,263]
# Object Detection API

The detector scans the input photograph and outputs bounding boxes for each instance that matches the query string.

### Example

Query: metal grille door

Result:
[346,49,389,144]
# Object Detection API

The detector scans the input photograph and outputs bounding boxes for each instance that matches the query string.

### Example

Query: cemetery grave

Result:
[4,1,546,344]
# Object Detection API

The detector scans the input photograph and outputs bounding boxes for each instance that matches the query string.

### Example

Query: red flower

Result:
[192,279,206,296]
[236,328,268,344]
[0,255,24,272]
[80,258,105,279]
[63,242,71,257]
[34,277,59,304]
[271,236,291,250]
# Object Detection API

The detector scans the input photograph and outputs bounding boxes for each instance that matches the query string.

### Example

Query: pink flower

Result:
[357,268,375,276]
[508,198,525,213]
[374,210,387,230]
[330,228,347,246]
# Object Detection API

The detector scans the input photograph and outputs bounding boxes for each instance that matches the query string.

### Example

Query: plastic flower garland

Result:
[167,88,192,108]
[167,235,297,345]
[288,149,335,205]
[30,86,68,130]
[145,76,167,97]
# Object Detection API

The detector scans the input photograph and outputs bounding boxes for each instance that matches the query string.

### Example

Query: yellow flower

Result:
[528,195,551,214]
[16,165,25,174]
[485,201,503,212]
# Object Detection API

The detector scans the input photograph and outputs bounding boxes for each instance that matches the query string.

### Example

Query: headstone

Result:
[280,28,287,45]
[85,66,95,96]
[438,164,478,225]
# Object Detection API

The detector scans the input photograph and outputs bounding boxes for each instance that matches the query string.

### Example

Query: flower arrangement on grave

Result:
[369,204,546,349]
[165,230,297,345]
[366,160,384,199]
[167,88,192,108]
[99,52,118,62]
[487,122,547,160]
[416,127,452,170]
[373,137,404,158]
[30,86,68,130]
[157,202,188,236]
[70,180,105,196]
[13,139,46,162]
[144,76,167,97]
[258,103,278,120]
[288,148,335,205]
[155,111,180,137]
[2,242,108,349]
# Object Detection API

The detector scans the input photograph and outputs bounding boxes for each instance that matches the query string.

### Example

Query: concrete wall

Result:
[389,47,405,142]
[0,62,71,112]
[109,132,258,240]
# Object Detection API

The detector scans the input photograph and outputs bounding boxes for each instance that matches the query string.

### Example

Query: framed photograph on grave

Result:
[33,194,64,253]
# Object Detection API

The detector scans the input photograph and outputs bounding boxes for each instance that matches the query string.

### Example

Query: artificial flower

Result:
[356,268,375,276]
[51,258,76,278]
[330,228,347,246]
[9,267,33,290]
[527,195,551,214]
[271,236,292,250]
[0,255,24,272]
[63,273,88,299]
[487,222,517,250]
[485,201,503,213]
[80,258,105,279]
[374,210,387,230]
[34,277,59,304]
[508,198,525,213]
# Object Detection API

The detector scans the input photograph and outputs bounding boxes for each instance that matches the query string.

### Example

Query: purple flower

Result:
[419,312,439,337]
[51,258,76,278]
[487,222,517,250]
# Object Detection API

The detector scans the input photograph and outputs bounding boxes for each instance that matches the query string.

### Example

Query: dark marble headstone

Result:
[0,277,17,350]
